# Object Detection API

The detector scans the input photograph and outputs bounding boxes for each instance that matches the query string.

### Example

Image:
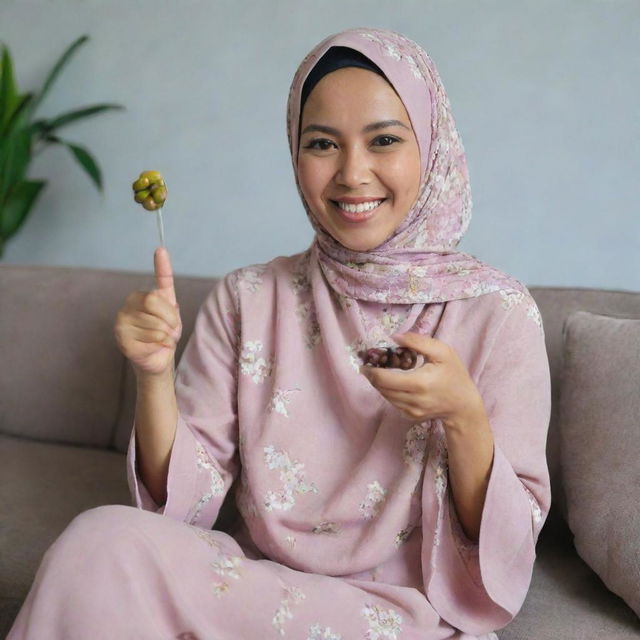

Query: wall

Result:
[1,0,638,291]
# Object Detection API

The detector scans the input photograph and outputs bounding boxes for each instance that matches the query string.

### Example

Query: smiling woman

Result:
[8,27,550,640]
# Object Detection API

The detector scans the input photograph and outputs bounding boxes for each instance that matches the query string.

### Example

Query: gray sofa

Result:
[1,262,639,639]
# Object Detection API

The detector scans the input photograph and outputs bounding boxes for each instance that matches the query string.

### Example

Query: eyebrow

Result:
[300,119,411,136]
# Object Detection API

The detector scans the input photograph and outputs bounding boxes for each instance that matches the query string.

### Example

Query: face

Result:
[297,66,421,252]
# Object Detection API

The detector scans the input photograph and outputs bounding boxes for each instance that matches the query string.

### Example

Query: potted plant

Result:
[0,34,125,257]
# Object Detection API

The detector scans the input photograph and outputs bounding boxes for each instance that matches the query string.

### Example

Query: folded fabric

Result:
[559,310,640,617]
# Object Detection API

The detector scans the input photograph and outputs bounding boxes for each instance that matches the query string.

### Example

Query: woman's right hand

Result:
[114,247,183,377]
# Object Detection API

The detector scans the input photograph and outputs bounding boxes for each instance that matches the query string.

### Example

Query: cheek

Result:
[297,158,324,199]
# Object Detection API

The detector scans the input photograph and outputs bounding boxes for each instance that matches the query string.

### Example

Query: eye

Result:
[373,135,400,147]
[303,138,336,151]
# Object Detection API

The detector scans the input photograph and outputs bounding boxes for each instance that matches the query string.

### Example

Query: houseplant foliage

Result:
[0,34,125,257]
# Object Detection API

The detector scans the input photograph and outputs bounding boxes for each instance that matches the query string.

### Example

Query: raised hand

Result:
[114,247,183,377]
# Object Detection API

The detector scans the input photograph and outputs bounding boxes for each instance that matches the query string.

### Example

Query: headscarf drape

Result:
[286,27,526,303]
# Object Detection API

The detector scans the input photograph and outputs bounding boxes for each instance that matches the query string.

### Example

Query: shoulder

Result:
[216,250,311,305]
[449,265,544,337]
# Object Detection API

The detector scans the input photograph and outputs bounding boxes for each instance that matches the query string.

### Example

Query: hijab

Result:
[286,27,526,303]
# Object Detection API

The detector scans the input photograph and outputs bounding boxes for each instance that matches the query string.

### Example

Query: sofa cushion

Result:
[558,310,640,618]
[0,434,131,602]
[497,513,640,639]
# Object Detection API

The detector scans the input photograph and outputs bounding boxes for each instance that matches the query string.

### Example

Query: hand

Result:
[114,247,183,377]
[359,332,485,430]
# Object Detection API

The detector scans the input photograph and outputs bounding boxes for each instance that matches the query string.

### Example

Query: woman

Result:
[8,27,551,639]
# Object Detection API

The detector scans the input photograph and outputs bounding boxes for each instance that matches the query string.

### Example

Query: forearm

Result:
[443,406,495,543]
[134,364,178,506]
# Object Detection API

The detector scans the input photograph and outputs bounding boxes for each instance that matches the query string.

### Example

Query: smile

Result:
[331,200,384,213]
[330,199,386,223]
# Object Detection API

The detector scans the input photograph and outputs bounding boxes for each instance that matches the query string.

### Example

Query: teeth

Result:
[335,200,383,213]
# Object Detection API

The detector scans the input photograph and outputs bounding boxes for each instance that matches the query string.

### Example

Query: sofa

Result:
[1,262,639,639]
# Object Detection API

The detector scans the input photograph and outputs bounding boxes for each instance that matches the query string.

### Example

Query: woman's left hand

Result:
[359,332,486,430]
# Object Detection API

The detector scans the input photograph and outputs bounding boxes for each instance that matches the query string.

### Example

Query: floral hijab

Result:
[286,27,526,303]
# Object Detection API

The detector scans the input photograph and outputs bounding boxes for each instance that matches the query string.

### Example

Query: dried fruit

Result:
[361,347,418,370]
[132,170,167,211]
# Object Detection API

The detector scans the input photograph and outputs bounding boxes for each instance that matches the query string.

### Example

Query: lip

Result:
[329,198,386,223]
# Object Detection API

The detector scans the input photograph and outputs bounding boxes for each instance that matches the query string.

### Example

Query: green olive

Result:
[132,176,150,191]
[140,170,163,183]
[151,186,167,204]
[134,189,150,203]
[142,195,159,210]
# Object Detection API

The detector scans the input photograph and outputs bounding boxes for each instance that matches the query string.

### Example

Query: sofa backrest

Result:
[0,264,213,449]
[2,264,639,522]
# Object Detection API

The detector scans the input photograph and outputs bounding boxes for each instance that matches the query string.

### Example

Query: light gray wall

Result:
[2,0,638,291]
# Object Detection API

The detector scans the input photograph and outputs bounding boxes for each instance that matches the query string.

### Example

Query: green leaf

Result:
[1,92,34,137]
[0,44,21,133]
[27,35,89,119]
[0,127,32,204]
[44,134,103,191]
[37,103,125,134]
[0,179,46,239]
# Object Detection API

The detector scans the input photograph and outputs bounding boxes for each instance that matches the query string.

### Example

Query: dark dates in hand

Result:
[361,347,418,370]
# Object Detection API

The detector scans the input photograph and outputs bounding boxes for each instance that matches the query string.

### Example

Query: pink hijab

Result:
[286,27,526,303]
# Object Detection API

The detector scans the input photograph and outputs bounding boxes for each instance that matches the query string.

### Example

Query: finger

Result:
[154,247,177,306]
[360,365,422,393]
[128,326,175,346]
[392,332,446,363]
[131,311,179,333]
[138,293,181,329]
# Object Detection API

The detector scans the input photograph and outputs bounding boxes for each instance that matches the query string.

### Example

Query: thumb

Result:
[154,247,177,306]
[392,332,444,363]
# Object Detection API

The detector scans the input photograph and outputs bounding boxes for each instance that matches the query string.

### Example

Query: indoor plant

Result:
[0,34,125,257]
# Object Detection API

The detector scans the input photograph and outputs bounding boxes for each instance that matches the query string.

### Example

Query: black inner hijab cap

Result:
[299,46,389,126]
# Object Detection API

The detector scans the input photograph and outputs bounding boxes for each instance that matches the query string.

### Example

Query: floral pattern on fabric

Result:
[264,445,319,511]
[360,32,422,80]
[240,340,274,383]
[403,423,429,466]
[522,484,543,529]
[361,604,403,639]
[394,526,413,548]
[236,263,268,294]
[191,527,243,597]
[307,624,343,640]
[359,481,388,520]
[291,252,322,348]
[272,585,306,636]
[312,521,341,535]
[186,444,225,525]
[269,388,301,417]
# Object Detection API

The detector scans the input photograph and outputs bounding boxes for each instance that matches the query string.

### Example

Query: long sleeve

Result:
[422,293,552,635]
[126,273,241,530]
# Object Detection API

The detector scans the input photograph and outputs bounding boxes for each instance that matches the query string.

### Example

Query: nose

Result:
[334,145,372,188]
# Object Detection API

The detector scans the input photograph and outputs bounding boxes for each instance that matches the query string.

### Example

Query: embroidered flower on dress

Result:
[394,526,413,548]
[359,481,387,520]
[264,445,318,511]
[272,585,306,636]
[186,444,225,525]
[403,423,429,465]
[499,289,525,310]
[312,521,340,535]
[361,604,403,640]
[236,263,268,293]
[240,340,274,383]
[191,527,243,595]
[269,387,301,417]
[307,624,343,640]
[527,302,543,331]
[522,484,543,527]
